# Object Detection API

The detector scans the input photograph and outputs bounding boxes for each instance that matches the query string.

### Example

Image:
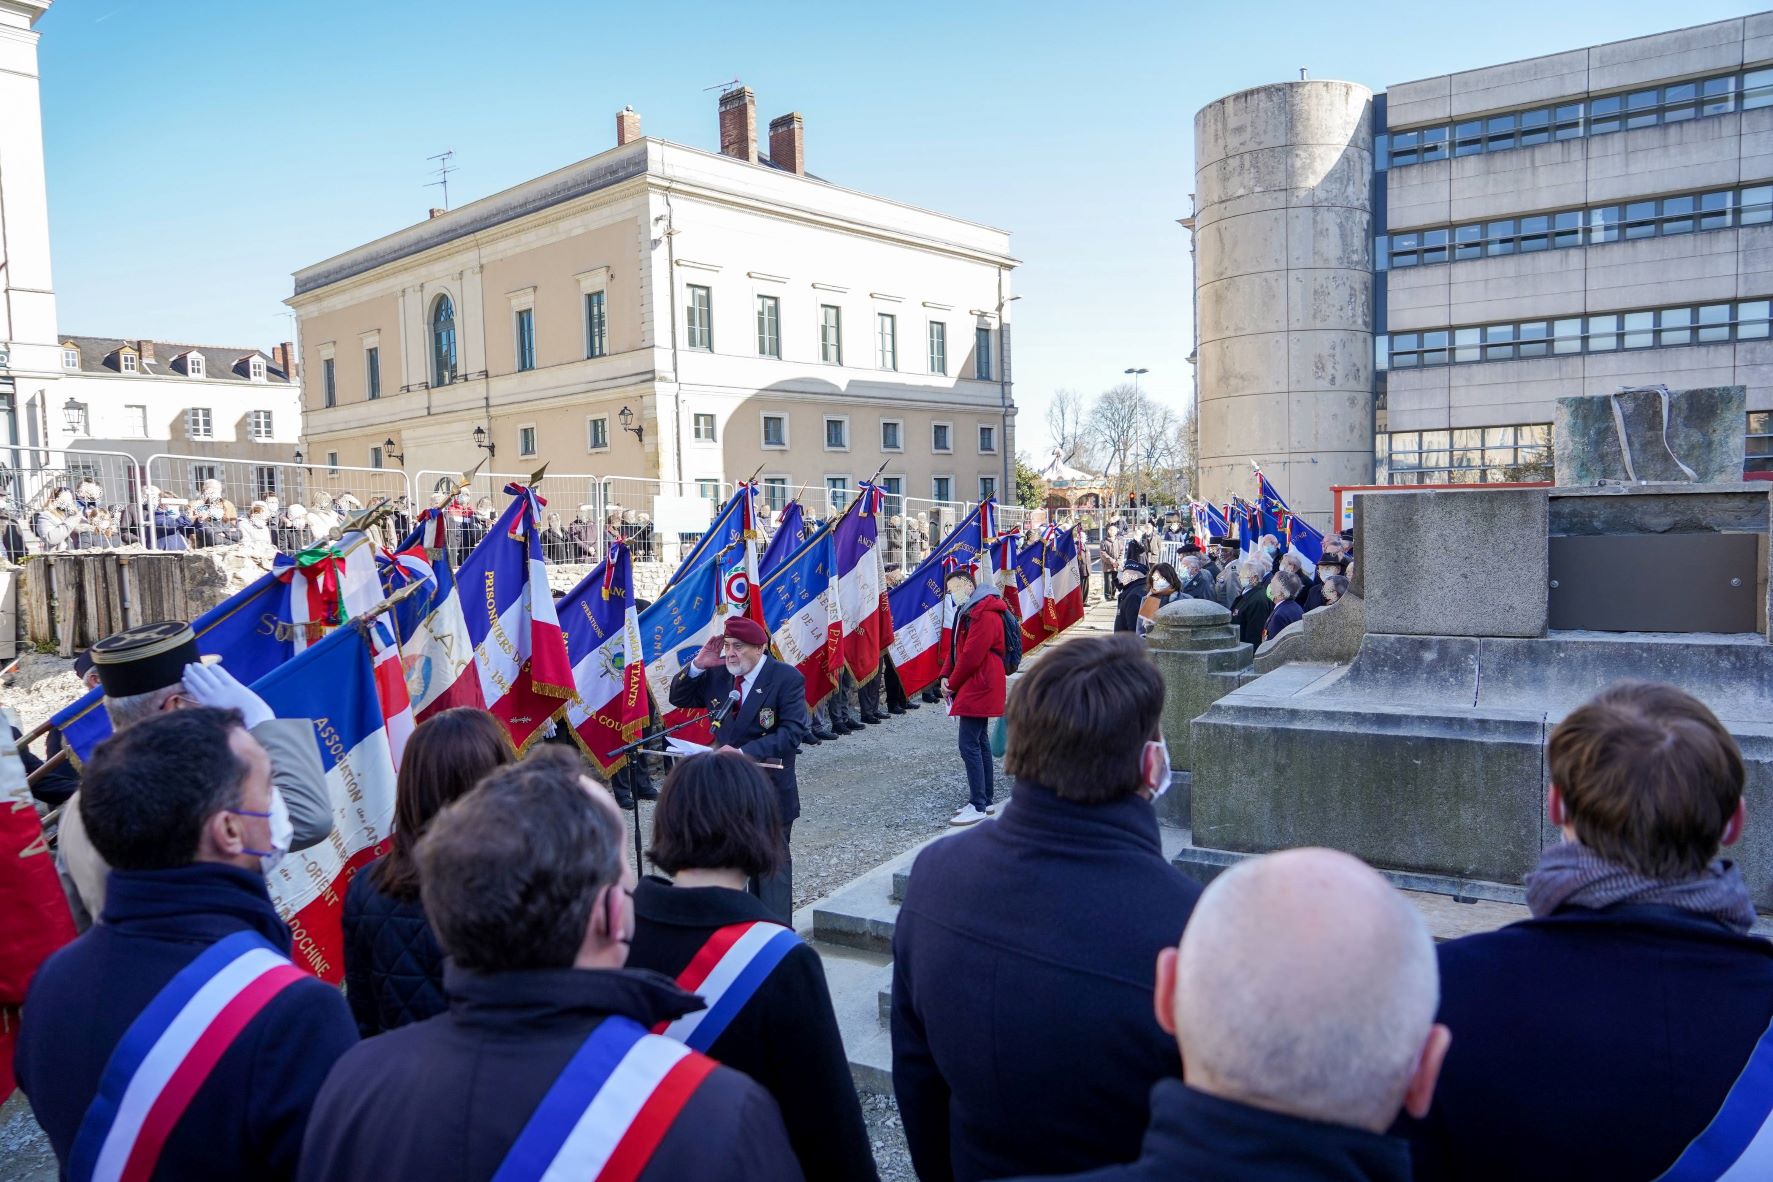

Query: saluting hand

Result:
[692,635,725,671]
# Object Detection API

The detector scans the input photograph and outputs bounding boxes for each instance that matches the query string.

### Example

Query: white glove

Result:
[181,661,274,729]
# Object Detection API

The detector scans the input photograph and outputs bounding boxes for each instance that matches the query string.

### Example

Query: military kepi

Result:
[723,615,770,647]
[90,620,200,698]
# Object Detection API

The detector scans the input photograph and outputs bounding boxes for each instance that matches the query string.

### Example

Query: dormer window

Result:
[61,344,78,369]
[185,352,205,378]
[120,353,138,373]
[249,357,266,381]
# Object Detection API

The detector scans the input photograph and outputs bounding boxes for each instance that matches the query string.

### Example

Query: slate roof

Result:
[59,336,294,385]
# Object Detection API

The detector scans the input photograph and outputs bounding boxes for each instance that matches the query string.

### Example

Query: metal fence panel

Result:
[147,454,412,552]
[594,476,723,567]
[414,469,611,566]
[0,447,145,551]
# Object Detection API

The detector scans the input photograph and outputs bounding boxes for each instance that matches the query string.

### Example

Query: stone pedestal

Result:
[1145,598,1251,827]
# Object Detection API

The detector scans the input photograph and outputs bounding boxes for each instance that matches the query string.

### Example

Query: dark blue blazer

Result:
[668,657,809,824]
[891,778,1202,1182]
[14,863,358,1181]
[1397,903,1773,1181]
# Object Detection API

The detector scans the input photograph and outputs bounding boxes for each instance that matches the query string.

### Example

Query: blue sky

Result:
[34,0,1766,452]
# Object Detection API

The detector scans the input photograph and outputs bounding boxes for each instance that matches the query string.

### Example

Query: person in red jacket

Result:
[940,564,1010,826]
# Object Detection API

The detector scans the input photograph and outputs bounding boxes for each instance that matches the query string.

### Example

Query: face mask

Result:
[1263,544,1279,557]
[1144,739,1173,800]
[233,786,293,874]
[1150,577,1171,594]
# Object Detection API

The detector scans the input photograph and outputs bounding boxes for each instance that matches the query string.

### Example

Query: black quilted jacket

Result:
[341,858,449,1037]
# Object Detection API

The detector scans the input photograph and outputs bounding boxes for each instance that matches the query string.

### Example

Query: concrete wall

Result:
[1194,80,1376,523]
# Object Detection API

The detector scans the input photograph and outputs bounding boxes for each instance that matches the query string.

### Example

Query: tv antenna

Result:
[426,149,457,210]
[703,78,741,92]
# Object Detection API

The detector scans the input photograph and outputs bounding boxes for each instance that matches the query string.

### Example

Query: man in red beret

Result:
[668,614,809,921]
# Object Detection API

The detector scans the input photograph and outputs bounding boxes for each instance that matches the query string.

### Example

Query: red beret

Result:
[723,615,770,647]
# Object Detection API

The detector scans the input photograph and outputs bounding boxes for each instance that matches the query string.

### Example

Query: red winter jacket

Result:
[941,594,1009,718]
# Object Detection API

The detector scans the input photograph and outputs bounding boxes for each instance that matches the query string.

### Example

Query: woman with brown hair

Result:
[342,707,513,1036]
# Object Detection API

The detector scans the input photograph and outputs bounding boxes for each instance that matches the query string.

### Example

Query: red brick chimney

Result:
[136,339,155,365]
[718,86,757,164]
[616,105,641,146]
[273,341,297,380]
[768,112,804,175]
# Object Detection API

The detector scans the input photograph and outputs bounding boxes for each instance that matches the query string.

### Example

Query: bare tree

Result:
[1045,388,1090,467]
[1086,383,1147,509]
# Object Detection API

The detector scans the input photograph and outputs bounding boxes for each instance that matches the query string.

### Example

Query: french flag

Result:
[1044,526,1086,635]
[759,523,842,709]
[834,483,891,679]
[638,557,722,745]
[252,625,397,984]
[50,569,297,765]
[1192,499,1229,550]
[1011,534,1050,652]
[335,532,415,770]
[1257,470,1322,577]
[406,485,575,751]
[886,502,990,696]
[559,542,648,775]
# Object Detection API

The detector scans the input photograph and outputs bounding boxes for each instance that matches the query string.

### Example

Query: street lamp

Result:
[61,397,86,434]
[473,424,496,459]
[1124,367,1149,392]
[618,405,645,445]
[292,448,304,466]
[383,437,405,466]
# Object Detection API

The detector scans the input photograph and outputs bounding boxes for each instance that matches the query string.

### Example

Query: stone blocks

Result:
[1554,385,1746,486]
[1357,487,1548,637]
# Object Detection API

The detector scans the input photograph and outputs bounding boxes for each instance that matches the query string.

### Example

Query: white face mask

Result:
[1150,577,1172,594]
[237,786,293,874]
[1145,739,1173,800]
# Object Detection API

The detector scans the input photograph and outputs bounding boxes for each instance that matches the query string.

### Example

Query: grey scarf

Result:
[1524,841,1756,934]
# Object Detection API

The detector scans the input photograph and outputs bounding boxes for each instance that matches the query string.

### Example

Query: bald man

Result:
[1004,849,1450,1182]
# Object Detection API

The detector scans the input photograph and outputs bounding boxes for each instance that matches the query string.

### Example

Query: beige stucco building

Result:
[288,88,1018,521]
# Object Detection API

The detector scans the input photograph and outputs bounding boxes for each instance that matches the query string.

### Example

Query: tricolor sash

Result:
[69,931,308,1182]
[653,921,800,1051]
[1655,1013,1773,1181]
[491,1016,717,1182]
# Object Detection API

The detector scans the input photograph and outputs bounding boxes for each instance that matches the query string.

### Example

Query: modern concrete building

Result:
[1193,14,1773,520]
[287,87,1018,519]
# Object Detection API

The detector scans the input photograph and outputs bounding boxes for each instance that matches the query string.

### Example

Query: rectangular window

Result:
[820,304,842,364]
[365,347,381,400]
[323,358,336,408]
[1743,186,1773,226]
[762,477,789,512]
[1745,68,1773,110]
[756,295,780,358]
[876,313,897,370]
[585,291,608,358]
[1590,94,1623,134]
[1622,311,1656,349]
[1739,301,1772,339]
[824,417,848,450]
[696,479,721,502]
[826,477,851,512]
[326,452,339,474]
[515,308,536,371]
[979,476,998,500]
[518,426,537,457]
[686,285,712,350]
[932,476,952,502]
[975,327,993,380]
[1554,319,1584,354]
[881,476,903,517]
[249,410,273,440]
[254,467,278,499]
[932,423,952,453]
[1587,314,1620,352]
[62,347,78,369]
[881,420,902,451]
[588,416,609,450]
[186,408,212,438]
[1658,306,1693,347]
[122,405,147,439]
[928,321,947,374]
[121,353,138,373]
[1454,120,1483,156]
[693,413,717,443]
[1554,103,1584,139]
[370,445,384,470]
[190,464,219,488]
[1698,303,1733,343]
[762,413,787,448]
[979,425,997,453]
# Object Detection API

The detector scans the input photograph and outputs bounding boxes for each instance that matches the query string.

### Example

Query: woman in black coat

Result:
[628,753,878,1182]
[341,708,514,1036]
[1231,561,1273,647]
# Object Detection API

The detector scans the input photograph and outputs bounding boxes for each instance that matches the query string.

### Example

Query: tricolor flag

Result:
[758,502,805,580]
[1191,500,1230,550]
[1044,526,1086,635]
[886,502,991,696]
[559,543,647,774]
[50,569,296,765]
[253,625,397,984]
[759,523,842,709]
[1257,470,1322,577]
[1011,535,1051,652]
[334,531,415,770]
[834,483,890,680]
[639,557,723,745]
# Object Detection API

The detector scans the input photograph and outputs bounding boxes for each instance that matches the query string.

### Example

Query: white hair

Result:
[1238,558,1268,583]
[104,682,186,731]
[1175,849,1439,1132]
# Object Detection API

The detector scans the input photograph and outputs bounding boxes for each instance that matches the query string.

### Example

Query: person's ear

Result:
[1546,784,1566,829]
[204,809,245,859]
[1723,799,1747,847]
[1403,1023,1452,1120]
[1152,947,1179,1036]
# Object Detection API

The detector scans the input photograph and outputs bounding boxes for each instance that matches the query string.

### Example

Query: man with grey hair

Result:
[1175,554,1216,602]
[1006,848,1449,1181]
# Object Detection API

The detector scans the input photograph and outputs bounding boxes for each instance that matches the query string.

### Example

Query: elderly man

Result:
[1231,559,1273,647]
[298,754,802,1181]
[1006,848,1449,1181]
[1263,570,1306,643]
[668,615,809,921]
[1176,554,1216,602]
[54,621,332,927]
[16,709,358,1180]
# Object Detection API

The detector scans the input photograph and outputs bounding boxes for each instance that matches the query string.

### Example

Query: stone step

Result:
[805,937,897,1094]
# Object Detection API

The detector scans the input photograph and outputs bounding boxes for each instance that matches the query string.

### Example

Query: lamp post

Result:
[618,405,645,445]
[1124,366,1148,392]
[383,437,405,466]
[61,397,86,435]
[473,424,496,459]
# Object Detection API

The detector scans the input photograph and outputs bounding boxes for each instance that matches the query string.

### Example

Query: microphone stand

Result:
[607,680,737,880]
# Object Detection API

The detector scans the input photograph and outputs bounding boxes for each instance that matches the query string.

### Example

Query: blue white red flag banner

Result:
[1044,527,1086,635]
[833,483,891,679]
[489,1016,717,1182]
[404,485,574,752]
[334,532,414,770]
[1256,471,1322,576]
[887,503,989,696]
[1191,500,1229,550]
[652,921,801,1052]
[51,569,296,766]
[252,625,398,983]
[667,484,757,592]
[759,524,842,709]
[638,557,722,746]
[559,543,647,775]
[65,930,307,1182]
[1011,536,1051,652]
[757,502,805,581]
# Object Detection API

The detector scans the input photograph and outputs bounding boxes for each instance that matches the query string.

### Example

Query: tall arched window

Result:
[431,294,458,386]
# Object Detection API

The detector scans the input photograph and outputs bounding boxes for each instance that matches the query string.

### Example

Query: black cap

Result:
[90,621,200,698]
[72,649,94,678]
[1208,535,1231,547]
[1339,528,1354,543]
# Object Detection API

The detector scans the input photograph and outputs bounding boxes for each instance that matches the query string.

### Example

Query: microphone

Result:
[711,686,742,724]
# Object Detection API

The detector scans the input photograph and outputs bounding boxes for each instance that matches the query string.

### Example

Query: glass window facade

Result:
[1382,300,1773,368]
[585,291,608,359]
[820,305,842,364]
[877,313,897,370]
[686,285,712,350]
[515,308,536,372]
[1375,423,1553,485]
[928,321,947,374]
[756,295,780,358]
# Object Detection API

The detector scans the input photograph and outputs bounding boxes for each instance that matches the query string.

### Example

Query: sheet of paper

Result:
[666,736,711,758]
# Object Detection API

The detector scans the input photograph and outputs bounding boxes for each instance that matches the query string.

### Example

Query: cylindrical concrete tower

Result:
[1193,80,1374,525]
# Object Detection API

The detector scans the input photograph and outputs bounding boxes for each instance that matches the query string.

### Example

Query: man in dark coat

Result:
[1231,563,1272,647]
[1303,555,1346,611]
[1264,570,1305,642]
[1113,564,1149,633]
[893,635,1202,1181]
[1006,849,1446,1182]
[668,614,809,921]
[1399,682,1773,1182]
[299,755,803,1182]
[15,708,358,1181]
